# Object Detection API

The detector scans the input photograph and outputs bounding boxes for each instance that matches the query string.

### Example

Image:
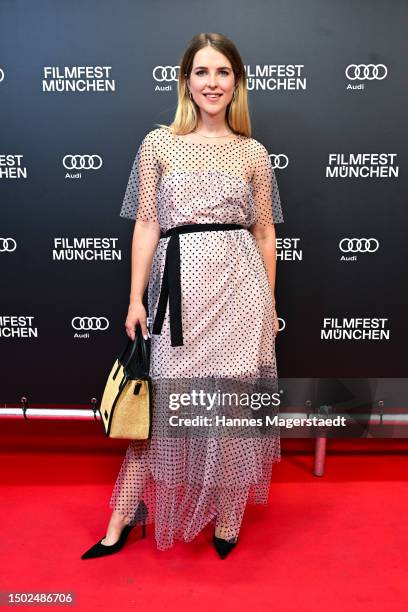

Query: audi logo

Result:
[63,155,103,170]
[0,238,17,252]
[71,317,109,331]
[339,238,379,253]
[152,66,179,82]
[269,154,289,169]
[345,64,387,80]
[0,69,4,82]
[277,317,285,332]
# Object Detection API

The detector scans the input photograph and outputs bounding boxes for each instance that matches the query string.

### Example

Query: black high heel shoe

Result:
[81,500,148,559]
[213,533,238,559]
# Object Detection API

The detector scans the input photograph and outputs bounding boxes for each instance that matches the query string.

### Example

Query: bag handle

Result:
[125,325,149,369]
[116,284,150,367]
[114,324,149,380]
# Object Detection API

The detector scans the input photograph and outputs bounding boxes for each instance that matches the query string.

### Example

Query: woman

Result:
[81,31,284,560]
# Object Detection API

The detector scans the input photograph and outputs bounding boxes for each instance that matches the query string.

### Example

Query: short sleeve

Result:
[250,143,284,226]
[119,131,161,223]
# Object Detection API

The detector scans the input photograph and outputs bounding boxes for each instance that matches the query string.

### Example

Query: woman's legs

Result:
[212,434,251,541]
[101,510,133,545]
[103,441,150,545]
[214,485,249,542]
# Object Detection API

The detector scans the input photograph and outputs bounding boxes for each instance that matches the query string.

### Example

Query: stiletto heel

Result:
[212,533,238,559]
[81,500,148,559]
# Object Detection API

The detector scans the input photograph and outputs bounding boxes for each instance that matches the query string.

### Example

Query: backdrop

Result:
[0,0,406,408]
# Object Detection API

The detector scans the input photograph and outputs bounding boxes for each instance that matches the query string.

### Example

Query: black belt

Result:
[151,223,247,347]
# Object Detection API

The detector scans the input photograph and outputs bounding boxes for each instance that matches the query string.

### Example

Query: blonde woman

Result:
[81,31,284,560]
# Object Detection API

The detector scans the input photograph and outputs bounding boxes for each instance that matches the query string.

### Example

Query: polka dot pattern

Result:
[110,126,284,550]
[119,126,284,230]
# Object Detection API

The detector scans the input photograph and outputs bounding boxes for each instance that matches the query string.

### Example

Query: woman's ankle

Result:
[214,525,238,541]
[111,509,131,525]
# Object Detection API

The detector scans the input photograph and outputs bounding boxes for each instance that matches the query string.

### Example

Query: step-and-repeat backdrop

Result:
[0,1,406,409]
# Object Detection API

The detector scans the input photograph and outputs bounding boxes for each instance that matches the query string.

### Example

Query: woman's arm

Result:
[249,141,284,336]
[129,219,161,305]
[249,224,277,305]
[121,131,162,340]
[126,219,161,340]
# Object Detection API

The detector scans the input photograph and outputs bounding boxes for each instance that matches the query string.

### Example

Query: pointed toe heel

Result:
[81,500,148,560]
[212,533,238,559]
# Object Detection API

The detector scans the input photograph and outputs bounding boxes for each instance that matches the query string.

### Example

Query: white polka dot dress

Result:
[109,126,284,550]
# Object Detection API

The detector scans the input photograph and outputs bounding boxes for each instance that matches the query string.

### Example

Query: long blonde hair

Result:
[155,32,252,137]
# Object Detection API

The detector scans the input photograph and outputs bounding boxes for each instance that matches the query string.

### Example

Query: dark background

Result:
[0,0,406,404]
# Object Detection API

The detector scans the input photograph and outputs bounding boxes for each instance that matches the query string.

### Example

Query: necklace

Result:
[192,129,235,138]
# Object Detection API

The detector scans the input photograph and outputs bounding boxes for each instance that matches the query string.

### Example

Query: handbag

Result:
[99,323,152,439]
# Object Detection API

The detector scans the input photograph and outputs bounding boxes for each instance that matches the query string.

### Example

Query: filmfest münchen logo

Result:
[321,317,390,340]
[244,65,307,91]
[326,153,398,178]
[276,238,302,262]
[0,316,38,338]
[0,155,28,179]
[52,237,122,261]
[42,66,115,92]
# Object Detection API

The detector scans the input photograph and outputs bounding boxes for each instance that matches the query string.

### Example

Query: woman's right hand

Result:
[125,302,149,341]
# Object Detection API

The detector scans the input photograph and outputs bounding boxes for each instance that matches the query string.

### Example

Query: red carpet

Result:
[1,437,407,611]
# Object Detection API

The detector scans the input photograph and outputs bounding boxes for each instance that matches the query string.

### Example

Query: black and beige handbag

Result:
[99,324,152,439]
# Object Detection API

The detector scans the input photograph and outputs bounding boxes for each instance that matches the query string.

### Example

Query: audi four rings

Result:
[152,66,179,81]
[62,155,103,170]
[339,239,379,253]
[71,317,109,331]
[345,64,387,80]
[269,154,289,169]
[0,238,17,252]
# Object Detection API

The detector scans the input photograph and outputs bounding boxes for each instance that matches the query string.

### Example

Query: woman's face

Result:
[186,46,236,116]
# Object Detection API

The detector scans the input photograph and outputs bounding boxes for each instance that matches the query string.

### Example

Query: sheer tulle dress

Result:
[109,126,284,550]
